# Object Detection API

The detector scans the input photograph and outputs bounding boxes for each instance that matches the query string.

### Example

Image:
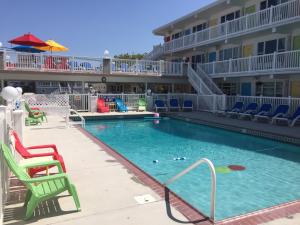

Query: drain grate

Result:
[134,194,156,205]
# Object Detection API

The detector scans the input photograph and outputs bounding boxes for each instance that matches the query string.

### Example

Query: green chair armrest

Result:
[21,160,63,173]
[24,173,67,183]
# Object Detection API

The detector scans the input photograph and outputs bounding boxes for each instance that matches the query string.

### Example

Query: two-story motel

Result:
[147,0,300,97]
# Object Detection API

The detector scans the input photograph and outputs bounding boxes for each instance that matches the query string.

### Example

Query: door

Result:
[291,81,300,97]
[209,52,217,62]
[241,82,252,96]
[243,45,253,57]
[245,5,256,14]
[293,35,300,50]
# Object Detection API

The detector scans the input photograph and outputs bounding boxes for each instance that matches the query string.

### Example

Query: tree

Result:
[114,53,146,60]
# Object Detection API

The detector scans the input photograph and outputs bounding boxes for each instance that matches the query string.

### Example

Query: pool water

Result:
[85,118,300,221]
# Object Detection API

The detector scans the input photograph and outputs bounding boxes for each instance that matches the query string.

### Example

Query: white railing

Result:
[226,95,300,113]
[196,65,223,95]
[3,51,185,76]
[164,158,216,222]
[150,0,300,55]
[152,93,199,110]
[199,49,300,77]
[187,66,213,95]
[4,51,104,74]
[69,94,90,111]
[68,109,85,127]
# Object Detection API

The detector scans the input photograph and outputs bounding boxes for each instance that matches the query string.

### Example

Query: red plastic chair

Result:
[97,98,110,113]
[11,131,66,177]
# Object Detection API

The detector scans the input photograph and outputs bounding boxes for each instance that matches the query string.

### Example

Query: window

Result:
[184,29,191,36]
[164,36,170,42]
[192,23,207,33]
[260,0,288,10]
[219,47,240,61]
[255,81,283,96]
[172,32,183,40]
[257,38,286,54]
[192,54,207,69]
[221,10,240,23]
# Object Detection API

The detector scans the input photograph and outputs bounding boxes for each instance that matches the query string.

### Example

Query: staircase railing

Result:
[164,158,216,222]
[187,66,213,95]
[196,65,223,95]
[68,109,85,128]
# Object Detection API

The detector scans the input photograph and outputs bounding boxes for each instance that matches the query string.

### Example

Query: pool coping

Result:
[78,125,300,225]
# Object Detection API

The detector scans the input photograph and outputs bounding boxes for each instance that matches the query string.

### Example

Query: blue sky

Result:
[1,0,213,57]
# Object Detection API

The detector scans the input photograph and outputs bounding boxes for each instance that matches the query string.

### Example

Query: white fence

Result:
[226,95,300,113]
[150,0,300,55]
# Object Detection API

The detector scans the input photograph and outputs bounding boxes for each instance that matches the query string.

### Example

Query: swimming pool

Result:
[85,118,300,221]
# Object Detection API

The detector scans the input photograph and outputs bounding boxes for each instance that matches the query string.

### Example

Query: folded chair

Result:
[182,100,193,111]
[272,106,300,126]
[97,98,109,113]
[169,99,180,111]
[11,131,66,177]
[138,98,146,112]
[115,98,128,112]
[154,100,168,112]
[1,142,80,220]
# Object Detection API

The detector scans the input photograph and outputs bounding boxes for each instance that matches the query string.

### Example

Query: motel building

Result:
[147,0,300,97]
[0,0,300,98]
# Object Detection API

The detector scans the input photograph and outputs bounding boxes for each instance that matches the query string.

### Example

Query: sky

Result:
[1,0,214,57]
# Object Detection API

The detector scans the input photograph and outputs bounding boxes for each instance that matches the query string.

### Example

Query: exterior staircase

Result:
[187,64,223,95]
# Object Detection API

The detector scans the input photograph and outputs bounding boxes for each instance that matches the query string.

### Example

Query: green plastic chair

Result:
[25,102,47,122]
[0,142,80,220]
[138,98,146,112]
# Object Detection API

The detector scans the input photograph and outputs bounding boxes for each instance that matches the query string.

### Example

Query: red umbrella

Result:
[9,33,48,47]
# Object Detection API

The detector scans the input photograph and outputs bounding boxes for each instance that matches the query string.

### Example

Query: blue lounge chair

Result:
[252,103,272,120]
[154,100,168,112]
[182,100,193,111]
[226,102,244,116]
[169,99,180,111]
[272,106,300,126]
[239,103,258,119]
[115,98,128,112]
[254,104,289,123]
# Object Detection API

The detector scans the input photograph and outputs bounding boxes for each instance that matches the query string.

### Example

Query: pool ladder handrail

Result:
[164,158,216,222]
[68,109,85,128]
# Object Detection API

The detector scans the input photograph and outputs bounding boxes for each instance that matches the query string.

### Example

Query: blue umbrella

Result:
[11,45,45,53]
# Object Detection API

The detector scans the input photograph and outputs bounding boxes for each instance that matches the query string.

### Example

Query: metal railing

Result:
[199,49,300,77]
[68,109,85,128]
[187,66,213,95]
[164,158,216,222]
[149,0,300,56]
[111,59,160,75]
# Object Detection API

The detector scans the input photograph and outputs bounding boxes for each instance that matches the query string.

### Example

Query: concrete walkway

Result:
[4,116,187,225]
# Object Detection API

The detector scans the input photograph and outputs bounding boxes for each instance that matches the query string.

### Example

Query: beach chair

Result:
[0,142,80,220]
[251,103,272,120]
[25,102,47,122]
[272,106,300,126]
[182,100,193,111]
[225,102,244,116]
[239,103,258,119]
[97,98,110,113]
[138,98,146,112]
[115,98,128,112]
[254,104,289,123]
[154,100,168,112]
[169,99,180,111]
[11,131,66,177]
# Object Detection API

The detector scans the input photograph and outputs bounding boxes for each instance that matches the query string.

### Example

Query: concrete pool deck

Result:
[3,115,300,225]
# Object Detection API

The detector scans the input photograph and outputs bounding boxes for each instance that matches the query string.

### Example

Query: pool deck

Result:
[4,115,300,225]
[169,111,300,145]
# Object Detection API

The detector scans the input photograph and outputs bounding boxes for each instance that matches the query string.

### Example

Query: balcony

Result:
[198,49,300,77]
[0,50,185,77]
[150,0,300,56]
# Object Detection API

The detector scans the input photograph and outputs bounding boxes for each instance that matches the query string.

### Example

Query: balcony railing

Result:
[150,0,300,56]
[1,50,185,76]
[199,49,300,76]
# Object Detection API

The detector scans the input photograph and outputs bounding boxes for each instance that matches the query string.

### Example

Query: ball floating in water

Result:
[154,120,160,125]
[174,157,186,161]
[153,160,159,163]
[215,166,232,174]
[228,165,246,171]
[154,113,160,118]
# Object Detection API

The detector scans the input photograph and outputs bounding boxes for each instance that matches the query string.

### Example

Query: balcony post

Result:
[135,59,139,74]
[269,5,274,24]
[40,53,43,71]
[71,56,74,72]
[2,50,6,70]
[229,58,232,73]
[248,56,252,72]
[245,14,248,30]
[212,61,216,74]
[159,60,164,75]
[272,52,277,70]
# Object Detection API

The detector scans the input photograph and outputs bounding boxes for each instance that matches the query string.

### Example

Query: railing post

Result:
[248,56,252,72]
[135,59,139,75]
[159,60,164,75]
[71,56,74,72]
[2,50,6,70]
[222,94,226,111]
[40,53,43,71]
[269,6,274,24]
[229,58,232,73]
[212,61,216,74]
[245,14,248,30]
[12,110,24,143]
[272,52,277,70]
